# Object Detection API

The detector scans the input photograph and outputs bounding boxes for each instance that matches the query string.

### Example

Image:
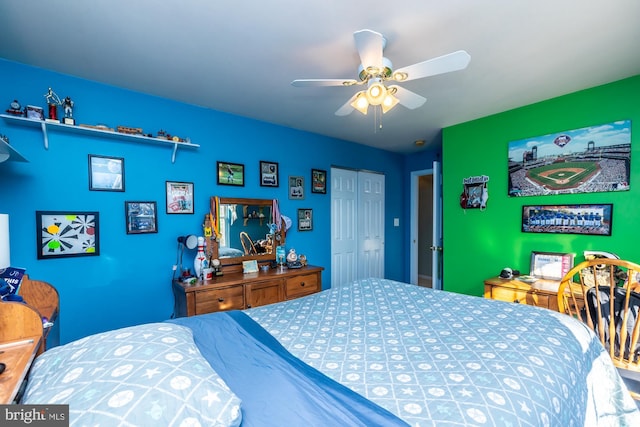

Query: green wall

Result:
[442,75,640,296]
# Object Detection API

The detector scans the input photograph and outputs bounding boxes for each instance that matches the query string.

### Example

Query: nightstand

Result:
[484,276,584,312]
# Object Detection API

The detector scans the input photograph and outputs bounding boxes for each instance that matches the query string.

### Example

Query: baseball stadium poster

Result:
[521,204,613,236]
[508,120,631,196]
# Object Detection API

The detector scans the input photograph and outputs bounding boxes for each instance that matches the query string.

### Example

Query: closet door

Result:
[358,171,385,280]
[331,168,357,286]
[331,168,385,286]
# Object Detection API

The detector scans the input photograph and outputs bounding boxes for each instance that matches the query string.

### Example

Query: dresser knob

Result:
[218,298,224,302]
[300,282,305,286]
[514,299,520,304]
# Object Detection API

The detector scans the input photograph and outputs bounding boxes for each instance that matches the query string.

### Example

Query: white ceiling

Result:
[1,1,639,154]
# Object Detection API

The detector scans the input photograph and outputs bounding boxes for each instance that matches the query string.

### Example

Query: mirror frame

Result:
[209,197,286,269]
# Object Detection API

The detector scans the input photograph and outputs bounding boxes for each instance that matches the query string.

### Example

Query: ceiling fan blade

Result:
[291,79,358,87]
[335,93,358,116]
[353,29,384,69]
[390,85,426,109]
[393,50,471,82]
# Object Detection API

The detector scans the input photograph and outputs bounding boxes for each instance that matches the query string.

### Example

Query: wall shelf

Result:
[0,114,199,163]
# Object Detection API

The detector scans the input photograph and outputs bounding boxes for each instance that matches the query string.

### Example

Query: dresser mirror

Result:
[211,197,285,267]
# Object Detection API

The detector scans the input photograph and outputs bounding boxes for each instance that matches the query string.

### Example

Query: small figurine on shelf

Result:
[44,87,62,122]
[6,99,23,116]
[62,96,75,125]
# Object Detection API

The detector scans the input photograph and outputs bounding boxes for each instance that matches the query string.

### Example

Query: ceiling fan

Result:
[291,29,471,116]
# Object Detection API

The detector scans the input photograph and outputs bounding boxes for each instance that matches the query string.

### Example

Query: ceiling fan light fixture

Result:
[351,92,369,115]
[366,82,387,105]
[381,92,399,113]
[392,71,408,81]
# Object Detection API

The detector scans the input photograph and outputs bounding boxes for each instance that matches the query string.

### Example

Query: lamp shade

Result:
[0,214,10,269]
[0,137,27,163]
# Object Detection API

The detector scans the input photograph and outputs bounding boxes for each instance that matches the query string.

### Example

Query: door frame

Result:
[409,162,442,289]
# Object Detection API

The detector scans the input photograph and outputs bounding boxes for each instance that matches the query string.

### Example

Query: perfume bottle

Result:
[194,236,208,279]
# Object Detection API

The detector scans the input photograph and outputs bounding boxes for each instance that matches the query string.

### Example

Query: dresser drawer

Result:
[491,286,550,307]
[285,273,319,299]
[195,285,244,314]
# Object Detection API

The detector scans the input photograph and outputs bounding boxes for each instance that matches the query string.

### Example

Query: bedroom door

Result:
[331,168,385,286]
[409,161,442,290]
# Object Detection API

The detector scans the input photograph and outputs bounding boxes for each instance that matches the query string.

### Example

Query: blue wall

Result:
[0,58,435,343]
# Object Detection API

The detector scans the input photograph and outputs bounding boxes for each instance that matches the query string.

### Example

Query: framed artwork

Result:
[508,120,631,197]
[522,204,613,236]
[166,181,194,214]
[125,201,158,234]
[260,161,279,187]
[36,211,100,259]
[242,259,259,274]
[298,208,313,231]
[217,162,244,186]
[89,155,125,191]
[311,169,327,194]
[530,251,575,281]
[289,176,304,199]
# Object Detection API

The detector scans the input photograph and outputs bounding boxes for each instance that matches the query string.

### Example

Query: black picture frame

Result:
[298,208,313,231]
[522,204,613,236]
[125,201,158,234]
[89,154,125,192]
[260,161,279,187]
[217,161,245,186]
[311,169,327,194]
[165,181,194,214]
[36,211,100,259]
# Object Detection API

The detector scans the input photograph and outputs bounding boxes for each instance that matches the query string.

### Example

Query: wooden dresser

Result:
[173,265,323,317]
[484,276,584,312]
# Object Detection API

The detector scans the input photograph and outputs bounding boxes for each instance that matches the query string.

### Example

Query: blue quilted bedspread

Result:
[171,310,409,427]
[246,278,640,426]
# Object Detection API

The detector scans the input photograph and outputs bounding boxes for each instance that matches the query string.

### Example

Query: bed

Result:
[22,278,640,426]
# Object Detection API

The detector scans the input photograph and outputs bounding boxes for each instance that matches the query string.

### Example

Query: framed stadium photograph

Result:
[521,204,613,236]
[217,161,245,186]
[507,120,631,197]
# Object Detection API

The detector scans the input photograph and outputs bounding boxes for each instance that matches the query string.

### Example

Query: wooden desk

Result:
[0,302,43,403]
[484,276,584,312]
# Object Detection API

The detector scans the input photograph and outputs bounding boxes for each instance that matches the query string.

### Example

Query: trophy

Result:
[62,96,75,125]
[43,87,62,123]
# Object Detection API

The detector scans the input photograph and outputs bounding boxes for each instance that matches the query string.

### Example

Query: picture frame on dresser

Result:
[530,251,574,281]
[36,211,100,259]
